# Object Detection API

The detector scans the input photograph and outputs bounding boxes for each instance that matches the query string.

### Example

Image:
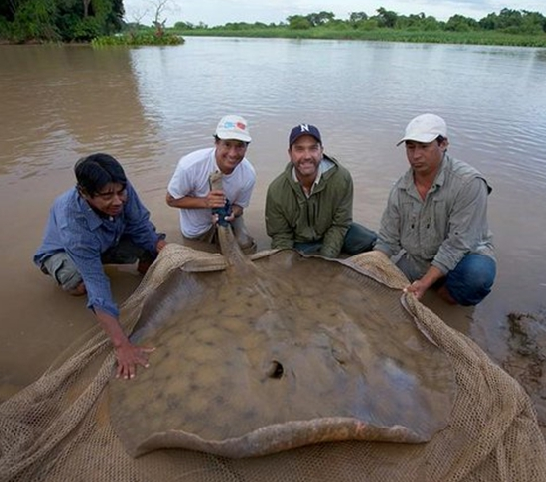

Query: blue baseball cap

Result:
[289,124,322,146]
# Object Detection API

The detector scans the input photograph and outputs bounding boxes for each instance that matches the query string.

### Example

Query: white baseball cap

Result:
[214,114,252,143]
[397,113,447,146]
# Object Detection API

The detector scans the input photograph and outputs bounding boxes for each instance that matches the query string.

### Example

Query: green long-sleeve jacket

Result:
[265,155,353,258]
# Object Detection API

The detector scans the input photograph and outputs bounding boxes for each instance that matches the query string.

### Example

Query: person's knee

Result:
[67,282,87,296]
[445,255,496,306]
[42,253,85,293]
[343,223,377,255]
[461,256,496,291]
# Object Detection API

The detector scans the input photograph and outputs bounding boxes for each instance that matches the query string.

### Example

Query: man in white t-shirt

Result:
[166,114,257,253]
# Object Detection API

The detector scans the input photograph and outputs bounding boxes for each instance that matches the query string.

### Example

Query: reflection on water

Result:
[1,38,546,377]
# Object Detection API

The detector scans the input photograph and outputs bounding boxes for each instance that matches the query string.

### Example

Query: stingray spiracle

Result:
[266,360,285,379]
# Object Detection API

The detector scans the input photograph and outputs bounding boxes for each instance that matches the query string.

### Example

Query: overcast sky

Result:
[123,0,546,27]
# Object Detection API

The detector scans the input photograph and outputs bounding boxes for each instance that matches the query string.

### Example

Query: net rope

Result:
[1,245,545,482]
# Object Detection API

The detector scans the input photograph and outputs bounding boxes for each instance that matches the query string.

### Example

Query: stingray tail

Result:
[209,171,251,268]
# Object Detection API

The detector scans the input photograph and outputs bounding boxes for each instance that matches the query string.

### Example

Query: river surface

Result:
[1,37,546,397]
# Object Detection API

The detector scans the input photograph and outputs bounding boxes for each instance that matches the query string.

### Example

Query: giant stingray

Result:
[108,173,456,459]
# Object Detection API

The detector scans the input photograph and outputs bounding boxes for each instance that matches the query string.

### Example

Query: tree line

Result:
[1,1,545,44]
[175,8,546,36]
[0,0,124,42]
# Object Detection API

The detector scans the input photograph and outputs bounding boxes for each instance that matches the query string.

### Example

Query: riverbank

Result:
[171,27,546,48]
[502,310,546,437]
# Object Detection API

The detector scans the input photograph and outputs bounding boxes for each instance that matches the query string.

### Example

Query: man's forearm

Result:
[166,193,207,210]
[94,308,130,349]
[320,226,347,257]
[419,265,445,290]
[271,234,294,250]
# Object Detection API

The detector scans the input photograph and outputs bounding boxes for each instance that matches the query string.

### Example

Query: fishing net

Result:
[1,244,545,482]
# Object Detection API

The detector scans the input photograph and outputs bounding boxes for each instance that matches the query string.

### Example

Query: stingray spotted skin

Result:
[109,171,455,458]
[109,247,456,458]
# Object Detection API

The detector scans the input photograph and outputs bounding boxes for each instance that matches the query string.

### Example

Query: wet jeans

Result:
[293,222,378,257]
[397,253,496,306]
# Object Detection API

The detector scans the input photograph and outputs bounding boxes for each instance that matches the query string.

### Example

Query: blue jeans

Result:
[397,253,496,306]
[293,222,377,257]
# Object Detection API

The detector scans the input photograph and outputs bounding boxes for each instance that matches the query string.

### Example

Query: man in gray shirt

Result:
[374,113,496,306]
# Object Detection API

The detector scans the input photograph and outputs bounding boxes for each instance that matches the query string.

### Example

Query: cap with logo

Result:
[289,124,322,146]
[215,115,252,143]
[397,113,447,146]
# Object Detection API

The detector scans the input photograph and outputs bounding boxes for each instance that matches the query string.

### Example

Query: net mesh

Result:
[1,244,545,482]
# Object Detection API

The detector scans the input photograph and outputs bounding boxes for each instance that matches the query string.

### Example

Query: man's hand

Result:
[156,238,167,252]
[206,189,227,209]
[404,279,430,300]
[223,204,242,223]
[404,265,445,300]
[114,341,155,380]
[95,308,155,380]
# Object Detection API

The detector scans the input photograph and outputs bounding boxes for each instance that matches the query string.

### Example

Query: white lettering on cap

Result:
[300,124,310,132]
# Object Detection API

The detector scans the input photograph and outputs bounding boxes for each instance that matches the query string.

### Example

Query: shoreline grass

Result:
[169,27,546,48]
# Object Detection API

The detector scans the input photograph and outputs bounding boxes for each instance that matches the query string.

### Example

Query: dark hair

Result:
[436,135,446,145]
[75,153,127,196]
[213,135,249,146]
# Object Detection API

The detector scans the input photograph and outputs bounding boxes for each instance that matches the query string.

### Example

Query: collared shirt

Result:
[375,154,495,276]
[34,183,160,318]
[291,162,325,198]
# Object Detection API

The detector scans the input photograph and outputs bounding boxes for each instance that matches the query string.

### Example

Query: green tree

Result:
[287,15,311,30]
[12,0,58,41]
[479,8,545,34]
[173,21,194,29]
[420,15,441,31]
[305,11,335,27]
[376,7,398,28]
[445,14,478,32]
[348,11,368,29]
[479,12,497,30]
[520,10,545,34]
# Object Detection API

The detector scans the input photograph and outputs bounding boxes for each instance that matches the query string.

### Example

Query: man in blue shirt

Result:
[34,153,166,380]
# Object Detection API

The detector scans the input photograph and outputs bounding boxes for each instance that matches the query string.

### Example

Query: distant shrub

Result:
[92,32,184,46]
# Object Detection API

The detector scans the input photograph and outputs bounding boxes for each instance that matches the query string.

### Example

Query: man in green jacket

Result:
[265,124,377,258]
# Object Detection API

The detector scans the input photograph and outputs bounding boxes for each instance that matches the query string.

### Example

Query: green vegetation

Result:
[91,30,183,46]
[0,0,125,42]
[0,0,181,45]
[171,7,546,48]
[174,26,546,48]
[0,3,544,47]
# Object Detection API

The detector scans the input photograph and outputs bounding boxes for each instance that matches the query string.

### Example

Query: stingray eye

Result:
[267,360,284,379]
